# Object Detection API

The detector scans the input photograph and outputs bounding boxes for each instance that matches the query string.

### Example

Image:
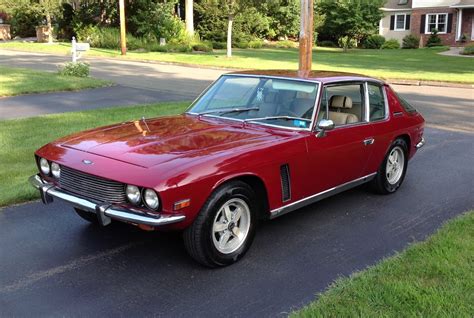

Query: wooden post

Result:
[119,0,127,55]
[298,0,314,78]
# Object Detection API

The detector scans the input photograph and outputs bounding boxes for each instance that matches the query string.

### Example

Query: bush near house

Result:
[402,34,419,49]
[461,43,474,55]
[426,29,443,47]
[381,39,400,49]
[362,34,386,49]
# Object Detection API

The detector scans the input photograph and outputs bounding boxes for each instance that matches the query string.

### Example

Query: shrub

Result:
[129,1,186,43]
[381,39,400,49]
[235,41,250,49]
[150,43,192,53]
[319,40,337,47]
[426,29,443,47]
[263,40,298,49]
[362,35,386,49]
[402,34,419,49]
[461,44,474,55]
[192,42,213,52]
[212,41,227,49]
[248,39,264,49]
[58,62,90,77]
[338,36,357,51]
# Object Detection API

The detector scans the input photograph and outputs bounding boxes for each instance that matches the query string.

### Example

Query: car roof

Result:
[228,70,385,85]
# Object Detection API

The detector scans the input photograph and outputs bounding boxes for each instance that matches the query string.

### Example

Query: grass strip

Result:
[293,211,474,317]
[0,65,110,97]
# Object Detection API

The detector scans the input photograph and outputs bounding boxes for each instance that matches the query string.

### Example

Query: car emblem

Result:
[82,159,93,165]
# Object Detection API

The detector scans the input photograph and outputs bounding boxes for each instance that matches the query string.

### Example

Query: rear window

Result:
[397,93,417,113]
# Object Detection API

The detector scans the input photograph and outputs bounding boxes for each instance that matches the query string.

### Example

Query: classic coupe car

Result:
[30,70,425,267]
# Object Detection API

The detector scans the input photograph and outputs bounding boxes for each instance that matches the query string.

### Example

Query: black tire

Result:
[74,208,99,224]
[183,181,258,267]
[371,138,408,194]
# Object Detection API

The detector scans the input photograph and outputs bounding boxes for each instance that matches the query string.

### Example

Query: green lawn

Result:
[1,42,473,83]
[0,101,189,207]
[293,211,474,317]
[0,65,109,97]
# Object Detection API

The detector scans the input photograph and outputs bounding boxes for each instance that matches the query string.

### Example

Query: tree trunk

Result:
[227,14,233,58]
[185,0,194,36]
[46,12,53,44]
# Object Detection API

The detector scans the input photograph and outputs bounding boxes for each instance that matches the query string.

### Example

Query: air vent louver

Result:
[280,164,291,202]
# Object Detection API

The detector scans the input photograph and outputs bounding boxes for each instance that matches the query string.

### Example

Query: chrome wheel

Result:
[386,146,405,185]
[212,198,251,254]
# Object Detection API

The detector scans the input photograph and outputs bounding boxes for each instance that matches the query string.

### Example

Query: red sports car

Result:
[30,70,425,267]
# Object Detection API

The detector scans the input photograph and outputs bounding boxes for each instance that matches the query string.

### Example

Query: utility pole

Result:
[119,0,127,55]
[298,0,314,78]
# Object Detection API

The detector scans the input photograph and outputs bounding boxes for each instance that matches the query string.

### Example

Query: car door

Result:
[304,82,375,196]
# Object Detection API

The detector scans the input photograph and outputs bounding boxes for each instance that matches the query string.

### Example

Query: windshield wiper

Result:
[244,116,312,123]
[199,107,260,116]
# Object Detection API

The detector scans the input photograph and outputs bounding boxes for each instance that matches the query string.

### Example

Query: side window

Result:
[318,84,365,126]
[368,84,386,121]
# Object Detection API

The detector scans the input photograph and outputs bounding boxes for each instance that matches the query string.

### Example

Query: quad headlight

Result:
[39,158,50,175]
[144,189,159,210]
[126,185,141,205]
[51,162,61,179]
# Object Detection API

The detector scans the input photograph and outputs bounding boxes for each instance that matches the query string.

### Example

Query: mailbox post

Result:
[71,37,90,63]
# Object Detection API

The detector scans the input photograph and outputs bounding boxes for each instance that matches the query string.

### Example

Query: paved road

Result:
[0,49,473,316]
[0,85,192,120]
[0,49,222,95]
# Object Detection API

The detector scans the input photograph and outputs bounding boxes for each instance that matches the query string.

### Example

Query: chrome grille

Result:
[59,166,127,204]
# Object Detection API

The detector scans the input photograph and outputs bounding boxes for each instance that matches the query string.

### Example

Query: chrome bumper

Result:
[415,137,426,149]
[29,174,185,227]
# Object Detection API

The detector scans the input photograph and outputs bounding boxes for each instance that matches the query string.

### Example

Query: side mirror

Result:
[316,119,335,138]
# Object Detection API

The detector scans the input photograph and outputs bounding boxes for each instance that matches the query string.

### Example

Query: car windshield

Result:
[187,75,320,129]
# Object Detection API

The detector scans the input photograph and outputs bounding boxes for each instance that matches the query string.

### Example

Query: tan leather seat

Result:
[328,95,359,125]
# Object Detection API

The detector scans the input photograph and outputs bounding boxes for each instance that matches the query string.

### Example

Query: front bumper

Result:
[29,174,185,227]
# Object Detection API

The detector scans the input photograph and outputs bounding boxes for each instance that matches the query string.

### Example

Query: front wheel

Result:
[183,181,258,267]
[371,138,408,194]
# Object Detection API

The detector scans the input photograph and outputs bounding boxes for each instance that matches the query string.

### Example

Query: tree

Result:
[38,0,63,44]
[185,0,194,36]
[316,0,384,50]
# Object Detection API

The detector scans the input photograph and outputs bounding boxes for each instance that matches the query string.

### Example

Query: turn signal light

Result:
[173,199,191,211]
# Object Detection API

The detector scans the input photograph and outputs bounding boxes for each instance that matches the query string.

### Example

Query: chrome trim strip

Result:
[29,175,185,226]
[270,172,377,219]
[415,137,425,149]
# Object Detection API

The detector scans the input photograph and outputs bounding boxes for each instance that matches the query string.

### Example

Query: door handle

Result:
[363,138,375,146]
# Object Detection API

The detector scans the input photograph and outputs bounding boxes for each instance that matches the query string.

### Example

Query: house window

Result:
[398,0,408,4]
[426,13,448,34]
[395,14,407,31]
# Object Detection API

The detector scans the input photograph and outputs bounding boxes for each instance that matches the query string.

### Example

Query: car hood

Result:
[58,114,283,168]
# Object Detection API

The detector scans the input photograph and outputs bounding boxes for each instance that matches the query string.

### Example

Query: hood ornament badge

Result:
[82,159,94,165]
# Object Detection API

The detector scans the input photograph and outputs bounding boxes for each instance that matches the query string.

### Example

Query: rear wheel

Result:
[372,139,408,194]
[183,181,258,267]
[74,208,98,224]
